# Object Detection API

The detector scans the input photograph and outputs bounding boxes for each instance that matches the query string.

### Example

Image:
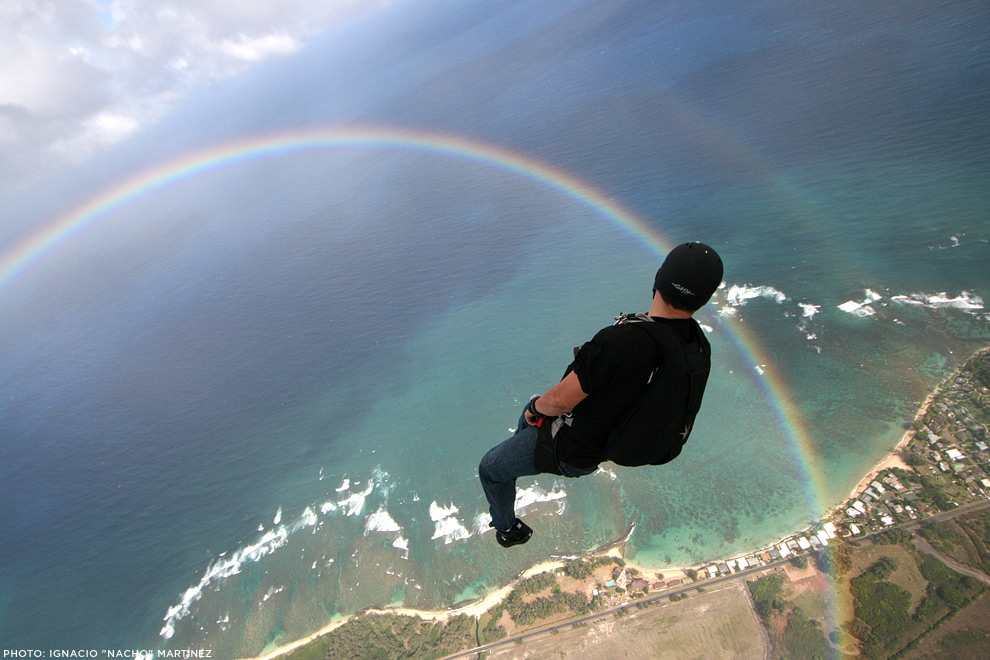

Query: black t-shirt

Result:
[555,317,698,468]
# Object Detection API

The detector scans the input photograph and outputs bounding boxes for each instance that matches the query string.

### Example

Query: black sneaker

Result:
[496,518,533,548]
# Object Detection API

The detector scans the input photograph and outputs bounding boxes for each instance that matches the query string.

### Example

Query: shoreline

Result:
[844,394,930,502]
[246,351,981,660]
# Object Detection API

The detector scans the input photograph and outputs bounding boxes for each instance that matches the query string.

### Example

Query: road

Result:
[439,497,990,660]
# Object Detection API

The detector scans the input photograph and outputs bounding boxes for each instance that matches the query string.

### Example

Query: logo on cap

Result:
[672,282,695,297]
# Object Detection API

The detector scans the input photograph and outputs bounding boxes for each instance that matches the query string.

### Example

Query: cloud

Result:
[0,0,375,194]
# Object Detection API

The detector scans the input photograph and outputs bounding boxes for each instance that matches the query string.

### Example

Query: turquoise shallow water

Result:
[1,0,989,656]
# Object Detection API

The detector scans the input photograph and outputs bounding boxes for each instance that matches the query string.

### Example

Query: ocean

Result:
[1,0,988,656]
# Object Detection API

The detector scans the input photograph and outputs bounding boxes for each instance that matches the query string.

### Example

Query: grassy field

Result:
[483,581,766,660]
[900,590,990,660]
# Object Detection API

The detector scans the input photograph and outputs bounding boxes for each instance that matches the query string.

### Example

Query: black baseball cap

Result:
[654,242,723,311]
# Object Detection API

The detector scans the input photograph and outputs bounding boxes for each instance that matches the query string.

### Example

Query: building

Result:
[629,578,649,593]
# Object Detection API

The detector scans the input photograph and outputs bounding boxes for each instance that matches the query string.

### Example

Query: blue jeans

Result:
[479,403,597,531]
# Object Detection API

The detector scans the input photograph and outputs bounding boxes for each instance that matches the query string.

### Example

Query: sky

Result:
[0,0,383,197]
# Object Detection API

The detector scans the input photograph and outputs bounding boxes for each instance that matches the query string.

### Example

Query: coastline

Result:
[246,359,973,660]
[844,395,930,502]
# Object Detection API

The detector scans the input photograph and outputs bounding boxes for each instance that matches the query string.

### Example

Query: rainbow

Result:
[0,124,828,502]
[0,125,847,648]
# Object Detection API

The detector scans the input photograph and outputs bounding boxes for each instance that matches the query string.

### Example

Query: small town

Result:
[596,348,990,600]
[278,349,990,660]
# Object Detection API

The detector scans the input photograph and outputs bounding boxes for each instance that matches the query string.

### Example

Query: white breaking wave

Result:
[364,506,402,534]
[431,515,471,544]
[514,484,567,511]
[838,299,876,317]
[160,506,318,640]
[473,512,493,535]
[429,501,459,521]
[799,303,820,318]
[338,480,375,517]
[429,501,471,544]
[725,284,787,307]
[273,507,282,525]
[840,288,985,319]
[336,478,350,492]
[891,291,984,310]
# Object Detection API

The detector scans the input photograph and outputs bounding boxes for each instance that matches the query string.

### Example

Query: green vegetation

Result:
[560,555,614,580]
[286,613,476,660]
[849,559,913,659]
[816,544,853,576]
[874,528,913,545]
[918,509,990,574]
[782,607,829,660]
[747,574,784,622]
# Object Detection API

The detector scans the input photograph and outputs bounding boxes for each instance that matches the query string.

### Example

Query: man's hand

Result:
[527,372,588,425]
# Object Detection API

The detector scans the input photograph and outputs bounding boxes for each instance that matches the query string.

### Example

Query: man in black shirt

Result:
[478,242,723,548]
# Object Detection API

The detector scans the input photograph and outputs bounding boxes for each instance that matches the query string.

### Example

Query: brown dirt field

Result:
[781,562,818,583]
[900,589,990,660]
[483,581,767,660]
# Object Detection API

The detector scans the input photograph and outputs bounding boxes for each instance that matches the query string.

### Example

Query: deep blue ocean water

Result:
[1,1,988,656]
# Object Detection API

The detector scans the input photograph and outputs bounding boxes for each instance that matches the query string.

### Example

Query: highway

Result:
[440,497,990,659]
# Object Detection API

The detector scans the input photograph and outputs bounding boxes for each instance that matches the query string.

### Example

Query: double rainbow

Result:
[0,126,846,650]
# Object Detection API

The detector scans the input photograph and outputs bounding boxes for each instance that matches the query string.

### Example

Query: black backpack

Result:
[603,314,711,467]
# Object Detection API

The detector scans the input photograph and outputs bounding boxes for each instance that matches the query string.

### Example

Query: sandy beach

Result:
[845,390,936,501]
[245,373,960,660]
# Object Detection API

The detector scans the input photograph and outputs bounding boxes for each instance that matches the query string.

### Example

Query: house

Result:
[946,448,964,461]
[706,565,719,579]
[736,557,748,570]
[884,474,906,491]
[870,481,886,494]
[797,537,811,551]
[849,523,861,535]
[816,530,831,546]
[881,516,895,526]
[629,578,649,593]
[823,522,837,537]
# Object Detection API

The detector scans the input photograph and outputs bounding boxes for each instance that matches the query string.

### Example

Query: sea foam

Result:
[364,506,403,534]
[429,501,471,544]
[160,506,317,640]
